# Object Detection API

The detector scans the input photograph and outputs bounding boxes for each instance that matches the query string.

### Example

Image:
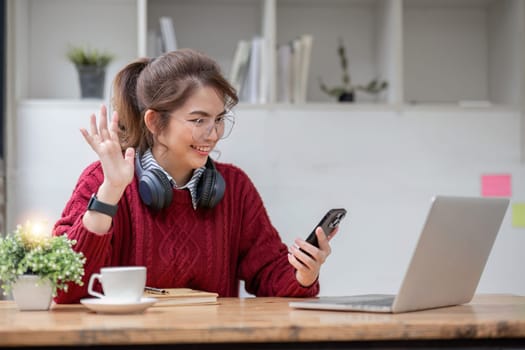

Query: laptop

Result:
[289,196,509,313]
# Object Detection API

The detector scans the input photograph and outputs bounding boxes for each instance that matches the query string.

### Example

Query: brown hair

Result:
[112,49,238,154]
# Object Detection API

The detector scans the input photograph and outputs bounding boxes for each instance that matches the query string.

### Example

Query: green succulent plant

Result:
[66,45,114,67]
[0,222,86,296]
[319,38,388,101]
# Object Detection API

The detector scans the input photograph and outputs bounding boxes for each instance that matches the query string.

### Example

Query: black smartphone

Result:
[305,208,347,248]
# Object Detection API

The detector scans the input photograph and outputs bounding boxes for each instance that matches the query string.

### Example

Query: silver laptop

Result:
[290,196,509,313]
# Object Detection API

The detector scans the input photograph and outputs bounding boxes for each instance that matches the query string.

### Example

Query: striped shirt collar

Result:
[141,149,205,209]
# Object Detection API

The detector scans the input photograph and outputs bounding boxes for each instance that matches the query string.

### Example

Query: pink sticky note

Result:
[481,174,511,197]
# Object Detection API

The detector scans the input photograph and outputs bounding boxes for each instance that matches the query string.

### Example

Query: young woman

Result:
[53,49,336,303]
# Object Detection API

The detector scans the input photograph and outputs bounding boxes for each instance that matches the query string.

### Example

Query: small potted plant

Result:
[318,38,388,102]
[0,221,86,310]
[66,45,114,99]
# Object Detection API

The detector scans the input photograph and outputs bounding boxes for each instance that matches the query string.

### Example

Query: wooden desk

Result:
[0,294,524,349]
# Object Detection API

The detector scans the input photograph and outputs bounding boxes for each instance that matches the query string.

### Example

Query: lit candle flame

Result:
[17,220,51,249]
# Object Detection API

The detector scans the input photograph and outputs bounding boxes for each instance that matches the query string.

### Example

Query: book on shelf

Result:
[297,34,313,103]
[159,16,177,53]
[277,43,293,103]
[291,34,313,103]
[277,34,313,104]
[144,288,218,306]
[240,36,263,103]
[229,40,251,95]
[291,39,303,103]
[259,36,269,104]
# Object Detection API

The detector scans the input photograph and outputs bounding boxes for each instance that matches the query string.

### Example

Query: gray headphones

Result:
[135,153,225,211]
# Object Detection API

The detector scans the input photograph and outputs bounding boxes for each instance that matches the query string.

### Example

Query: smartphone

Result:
[305,208,347,248]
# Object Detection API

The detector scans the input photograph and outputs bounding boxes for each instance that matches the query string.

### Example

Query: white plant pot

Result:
[11,275,53,311]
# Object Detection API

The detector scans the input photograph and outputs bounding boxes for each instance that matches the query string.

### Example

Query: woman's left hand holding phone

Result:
[80,105,136,235]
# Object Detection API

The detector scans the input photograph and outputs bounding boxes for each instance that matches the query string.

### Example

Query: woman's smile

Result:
[191,144,212,156]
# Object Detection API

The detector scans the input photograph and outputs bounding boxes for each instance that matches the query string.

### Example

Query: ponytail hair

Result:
[112,58,149,152]
[112,49,239,155]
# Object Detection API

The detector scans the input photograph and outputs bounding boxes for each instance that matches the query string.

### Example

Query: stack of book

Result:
[229,34,313,104]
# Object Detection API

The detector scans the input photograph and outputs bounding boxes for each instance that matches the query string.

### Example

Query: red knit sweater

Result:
[53,161,319,303]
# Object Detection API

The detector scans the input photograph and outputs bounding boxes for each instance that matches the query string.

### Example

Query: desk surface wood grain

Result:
[0,294,524,347]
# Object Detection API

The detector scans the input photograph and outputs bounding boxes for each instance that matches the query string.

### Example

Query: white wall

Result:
[13,102,525,296]
[13,101,98,224]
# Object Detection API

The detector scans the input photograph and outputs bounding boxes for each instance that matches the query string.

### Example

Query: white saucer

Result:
[80,297,157,314]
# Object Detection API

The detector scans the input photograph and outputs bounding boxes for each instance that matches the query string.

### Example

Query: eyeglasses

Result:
[183,110,235,142]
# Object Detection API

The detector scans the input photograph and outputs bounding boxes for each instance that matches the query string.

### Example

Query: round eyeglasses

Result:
[186,110,235,141]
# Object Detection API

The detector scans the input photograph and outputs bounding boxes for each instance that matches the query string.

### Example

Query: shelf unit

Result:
[4,1,525,201]
[139,0,403,104]
[7,0,523,107]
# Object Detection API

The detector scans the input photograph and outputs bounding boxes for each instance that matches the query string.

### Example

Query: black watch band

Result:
[87,194,118,218]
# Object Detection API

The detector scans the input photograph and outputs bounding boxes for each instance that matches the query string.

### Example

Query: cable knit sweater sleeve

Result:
[52,162,119,304]
[226,164,320,297]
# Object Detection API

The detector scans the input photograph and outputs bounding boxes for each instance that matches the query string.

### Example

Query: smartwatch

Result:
[87,193,118,218]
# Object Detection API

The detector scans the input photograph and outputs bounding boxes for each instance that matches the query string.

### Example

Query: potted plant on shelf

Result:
[318,38,388,102]
[67,45,114,99]
[0,221,86,311]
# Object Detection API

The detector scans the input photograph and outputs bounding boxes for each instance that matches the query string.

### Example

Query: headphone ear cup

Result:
[210,172,226,207]
[138,168,173,211]
[197,168,225,209]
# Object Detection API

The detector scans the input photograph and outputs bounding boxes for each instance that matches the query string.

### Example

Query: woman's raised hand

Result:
[80,105,135,196]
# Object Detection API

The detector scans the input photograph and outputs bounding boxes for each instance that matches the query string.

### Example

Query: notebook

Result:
[143,288,218,306]
[289,196,509,313]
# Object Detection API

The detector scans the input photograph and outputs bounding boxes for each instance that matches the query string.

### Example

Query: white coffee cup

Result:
[88,266,146,303]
